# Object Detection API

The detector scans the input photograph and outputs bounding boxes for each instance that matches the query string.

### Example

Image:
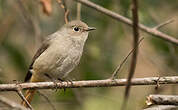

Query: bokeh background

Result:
[0,0,178,110]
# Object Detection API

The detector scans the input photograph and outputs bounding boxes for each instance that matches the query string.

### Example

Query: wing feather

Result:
[24,41,50,82]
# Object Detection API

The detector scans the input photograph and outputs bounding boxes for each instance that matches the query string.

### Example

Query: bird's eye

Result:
[73,27,80,32]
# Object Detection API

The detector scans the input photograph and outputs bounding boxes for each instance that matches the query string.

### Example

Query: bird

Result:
[21,20,96,107]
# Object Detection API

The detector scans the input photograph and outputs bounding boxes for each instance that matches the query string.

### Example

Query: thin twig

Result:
[110,37,144,79]
[16,89,33,110]
[0,76,178,91]
[121,1,140,109]
[77,2,81,20]
[73,0,178,46]
[153,18,175,30]
[146,95,178,106]
[57,0,69,23]
[0,95,28,110]
[124,0,139,104]
[64,10,70,23]
[37,91,56,110]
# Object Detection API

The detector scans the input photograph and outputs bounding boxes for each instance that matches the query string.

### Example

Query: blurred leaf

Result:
[40,0,52,16]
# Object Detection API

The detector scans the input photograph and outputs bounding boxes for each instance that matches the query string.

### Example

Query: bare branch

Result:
[153,18,175,30]
[77,2,81,20]
[110,37,144,79]
[143,105,178,110]
[124,0,139,100]
[64,10,70,23]
[0,95,28,110]
[0,76,178,91]
[16,89,33,110]
[73,0,178,46]
[57,0,69,23]
[146,95,178,106]
[121,1,140,109]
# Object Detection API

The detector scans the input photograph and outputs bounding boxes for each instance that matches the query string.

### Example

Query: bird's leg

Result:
[57,77,64,82]
[44,73,59,91]
[57,77,66,93]
[44,73,53,80]
[65,78,73,86]
[60,78,74,93]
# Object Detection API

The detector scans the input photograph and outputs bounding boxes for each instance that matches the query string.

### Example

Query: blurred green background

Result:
[0,0,178,110]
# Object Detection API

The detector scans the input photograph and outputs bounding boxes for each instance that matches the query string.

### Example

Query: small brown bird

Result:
[21,20,95,107]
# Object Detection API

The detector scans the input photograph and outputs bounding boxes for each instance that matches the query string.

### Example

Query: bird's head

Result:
[60,20,96,44]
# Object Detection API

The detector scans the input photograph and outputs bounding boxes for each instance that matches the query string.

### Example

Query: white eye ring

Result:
[73,27,80,32]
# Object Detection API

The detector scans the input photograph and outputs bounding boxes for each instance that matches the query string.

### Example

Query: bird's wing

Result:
[24,40,50,82]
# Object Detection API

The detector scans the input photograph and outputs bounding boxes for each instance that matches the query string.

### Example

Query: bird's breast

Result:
[33,37,84,80]
[51,43,83,78]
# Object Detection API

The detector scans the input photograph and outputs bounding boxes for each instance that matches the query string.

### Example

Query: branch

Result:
[16,89,33,110]
[146,95,178,106]
[0,76,178,91]
[0,95,28,110]
[57,0,69,23]
[73,0,178,46]
[110,37,144,79]
[153,18,174,30]
[143,105,178,110]
[121,0,140,109]
[77,2,81,20]
[124,0,139,99]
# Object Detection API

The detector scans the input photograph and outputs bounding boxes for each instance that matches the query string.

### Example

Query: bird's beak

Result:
[85,27,96,31]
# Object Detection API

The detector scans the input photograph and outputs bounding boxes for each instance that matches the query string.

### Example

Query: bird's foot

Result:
[12,80,23,85]
[44,73,60,92]
[57,78,67,92]
[57,78,73,93]
[155,76,161,90]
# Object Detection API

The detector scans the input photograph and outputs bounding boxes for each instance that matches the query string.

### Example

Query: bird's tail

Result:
[21,89,36,108]
[21,74,39,108]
